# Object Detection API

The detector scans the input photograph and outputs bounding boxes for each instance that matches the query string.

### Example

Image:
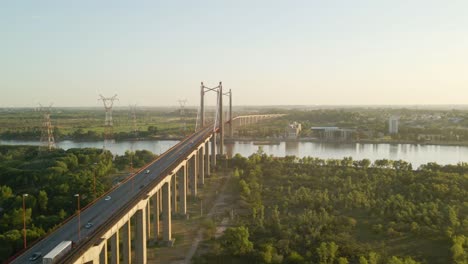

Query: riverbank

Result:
[226,137,468,147]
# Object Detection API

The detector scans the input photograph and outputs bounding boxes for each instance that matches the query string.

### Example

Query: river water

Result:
[1,140,467,168]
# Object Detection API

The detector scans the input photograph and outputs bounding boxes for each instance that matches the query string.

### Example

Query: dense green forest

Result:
[0,145,156,261]
[196,153,468,264]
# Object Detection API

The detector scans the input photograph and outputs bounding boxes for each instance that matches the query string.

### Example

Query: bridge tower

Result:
[39,103,55,150]
[99,94,118,147]
[199,81,226,156]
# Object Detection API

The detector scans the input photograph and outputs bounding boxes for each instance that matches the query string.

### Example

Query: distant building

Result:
[286,122,302,139]
[389,116,399,134]
[311,127,355,141]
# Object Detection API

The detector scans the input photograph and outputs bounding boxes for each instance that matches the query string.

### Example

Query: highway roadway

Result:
[10,126,214,264]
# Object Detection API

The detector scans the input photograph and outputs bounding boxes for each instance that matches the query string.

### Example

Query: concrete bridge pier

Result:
[205,140,210,176]
[110,232,119,264]
[135,207,147,264]
[162,181,172,243]
[99,240,107,264]
[171,174,177,213]
[190,154,198,197]
[122,221,131,264]
[211,135,216,168]
[153,191,160,240]
[178,165,187,215]
[198,146,204,186]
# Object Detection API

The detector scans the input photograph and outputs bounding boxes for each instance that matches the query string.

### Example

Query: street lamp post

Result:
[22,194,28,249]
[74,194,81,241]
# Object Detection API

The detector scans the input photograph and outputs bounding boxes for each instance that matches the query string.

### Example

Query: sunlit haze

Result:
[1,1,468,107]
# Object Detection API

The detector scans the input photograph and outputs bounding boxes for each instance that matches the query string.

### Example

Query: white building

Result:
[287,122,302,139]
[389,116,399,134]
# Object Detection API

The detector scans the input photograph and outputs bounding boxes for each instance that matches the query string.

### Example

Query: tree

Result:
[387,256,421,264]
[37,190,48,212]
[451,235,467,264]
[317,242,339,264]
[337,257,349,264]
[219,226,254,256]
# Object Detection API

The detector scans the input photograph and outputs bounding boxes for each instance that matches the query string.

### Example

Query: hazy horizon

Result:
[2,1,468,107]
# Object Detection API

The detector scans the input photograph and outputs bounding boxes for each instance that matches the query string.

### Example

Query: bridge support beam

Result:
[162,181,172,242]
[122,221,131,264]
[110,231,119,264]
[135,208,147,264]
[153,191,160,240]
[178,165,187,215]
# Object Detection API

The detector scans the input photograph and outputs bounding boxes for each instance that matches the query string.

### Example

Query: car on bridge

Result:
[28,252,41,261]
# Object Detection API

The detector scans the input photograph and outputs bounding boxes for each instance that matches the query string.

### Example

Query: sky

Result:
[1,0,468,107]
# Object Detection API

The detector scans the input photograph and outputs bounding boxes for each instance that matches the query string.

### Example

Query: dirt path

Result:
[183,173,232,263]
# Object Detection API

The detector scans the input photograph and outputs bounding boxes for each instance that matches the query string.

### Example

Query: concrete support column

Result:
[178,165,187,215]
[159,191,162,214]
[205,141,210,176]
[122,221,131,264]
[171,174,177,213]
[191,155,198,197]
[153,192,159,240]
[99,240,108,264]
[162,181,172,242]
[110,232,120,264]
[146,201,151,239]
[135,208,147,264]
[211,136,216,168]
[198,147,204,185]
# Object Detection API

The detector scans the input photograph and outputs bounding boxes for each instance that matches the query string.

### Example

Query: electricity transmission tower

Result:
[39,103,55,150]
[99,94,118,148]
[178,99,187,133]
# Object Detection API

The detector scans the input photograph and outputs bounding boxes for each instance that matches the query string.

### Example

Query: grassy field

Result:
[0,107,201,140]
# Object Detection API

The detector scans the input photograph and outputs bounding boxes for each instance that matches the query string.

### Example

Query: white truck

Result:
[42,241,72,264]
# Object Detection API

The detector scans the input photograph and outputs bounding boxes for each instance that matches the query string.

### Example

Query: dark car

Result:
[29,252,41,261]
[85,222,93,229]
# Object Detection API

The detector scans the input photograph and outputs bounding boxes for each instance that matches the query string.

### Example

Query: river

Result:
[1,139,467,168]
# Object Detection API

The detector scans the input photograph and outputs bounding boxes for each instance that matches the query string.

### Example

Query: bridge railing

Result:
[6,126,213,264]
[59,126,214,264]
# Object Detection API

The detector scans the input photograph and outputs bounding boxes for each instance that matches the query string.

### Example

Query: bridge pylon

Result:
[199,82,232,155]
